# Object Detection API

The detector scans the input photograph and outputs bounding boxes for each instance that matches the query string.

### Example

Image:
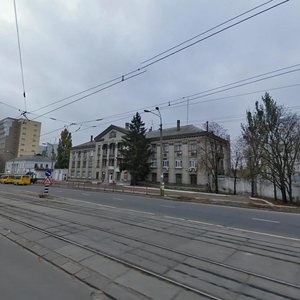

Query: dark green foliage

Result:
[55,128,72,169]
[120,113,151,184]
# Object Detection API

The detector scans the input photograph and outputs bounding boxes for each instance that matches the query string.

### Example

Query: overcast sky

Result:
[1,0,299,146]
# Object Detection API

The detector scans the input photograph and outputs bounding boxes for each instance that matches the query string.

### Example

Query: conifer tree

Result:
[120,113,151,185]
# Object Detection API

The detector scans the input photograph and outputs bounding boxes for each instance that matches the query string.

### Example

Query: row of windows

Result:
[152,142,197,153]
[151,159,197,168]
[151,173,197,184]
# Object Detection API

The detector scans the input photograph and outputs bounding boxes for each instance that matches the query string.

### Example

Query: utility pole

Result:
[144,107,164,196]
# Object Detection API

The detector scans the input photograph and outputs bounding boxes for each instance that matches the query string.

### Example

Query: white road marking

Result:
[160,205,175,208]
[81,193,90,196]
[188,219,224,228]
[227,227,300,241]
[113,197,124,201]
[122,208,154,215]
[164,216,185,221]
[252,218,280,224]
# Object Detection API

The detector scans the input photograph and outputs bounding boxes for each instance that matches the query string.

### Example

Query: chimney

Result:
[90,135,93,142]
[177,120,180,131]
[125,122,130,130]
[149,127,152,132]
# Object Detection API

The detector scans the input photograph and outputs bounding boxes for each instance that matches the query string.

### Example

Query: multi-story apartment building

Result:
[0,117,41,172]
[69,121,231,187]
[69,125,129,183]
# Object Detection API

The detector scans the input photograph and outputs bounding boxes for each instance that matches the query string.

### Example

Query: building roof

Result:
[94,124,128,141]
[71,140,96,151]
[7,155,52,162]
[146,124,205,140]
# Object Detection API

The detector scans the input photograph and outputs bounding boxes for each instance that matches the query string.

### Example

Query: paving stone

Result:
[80,254,129,279]
[21,230,48,241]
[43,251,60,261]
[37,236,69,250]
[61,261,82,274]
[121,252,169,274]
[6,232,21,241]
[177,239,235,262]
[166,268,239,300]
[173,290,211,300]
[90,291,112,300]
[83,274,110,290]
[1,222,30,234]
[245,275,300,300]
[52,256,70,267]
[224,250,300,285]
[104,282,149,300]
[32,246,49,256]
[115,269,181,300]
[75,268,91,280]
[55,244,94,261]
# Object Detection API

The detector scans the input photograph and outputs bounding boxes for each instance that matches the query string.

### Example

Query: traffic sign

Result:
[45,169,52,177]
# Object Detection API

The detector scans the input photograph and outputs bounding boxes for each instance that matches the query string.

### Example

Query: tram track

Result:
[0,196,299,299]
[18,195,300,261]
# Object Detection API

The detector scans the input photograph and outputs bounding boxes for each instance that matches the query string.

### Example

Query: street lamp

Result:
[144,107,164,196]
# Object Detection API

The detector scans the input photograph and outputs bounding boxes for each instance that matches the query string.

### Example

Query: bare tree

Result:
[242,93,300,202]
[199,122,229,194]
[231,136,245,195]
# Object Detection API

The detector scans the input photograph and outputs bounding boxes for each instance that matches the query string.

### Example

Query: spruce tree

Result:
[120,113,151,185]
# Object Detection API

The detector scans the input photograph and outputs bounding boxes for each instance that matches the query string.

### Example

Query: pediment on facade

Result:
[94,125,128,142]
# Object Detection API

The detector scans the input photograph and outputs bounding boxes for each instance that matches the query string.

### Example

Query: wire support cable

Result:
[141,0,289,68]
[13,0,27,113]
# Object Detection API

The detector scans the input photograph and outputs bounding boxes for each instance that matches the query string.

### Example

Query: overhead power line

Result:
[13,0,27,113]
[29,0,289,120]
[31,70,146,121]
[142,0,275,64]
[142,0,289,68]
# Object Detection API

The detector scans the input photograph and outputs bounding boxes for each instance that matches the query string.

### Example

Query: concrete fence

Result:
[218,176,300,202]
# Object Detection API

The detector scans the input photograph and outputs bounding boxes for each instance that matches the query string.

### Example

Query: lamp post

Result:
[144,107,164,196]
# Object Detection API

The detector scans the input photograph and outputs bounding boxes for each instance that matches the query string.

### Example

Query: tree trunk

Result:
[280,183,287,202]
[273,181,277,200]
[251,177,257,197]
[214,174,219,194]
[233,174,237,195]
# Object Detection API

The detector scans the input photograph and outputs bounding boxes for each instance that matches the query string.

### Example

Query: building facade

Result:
[0,117,41,172]
[69,125,130,183]
[69,121,231,187]
[5,155,52,176]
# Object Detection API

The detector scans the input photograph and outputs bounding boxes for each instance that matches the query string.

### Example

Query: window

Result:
[151,160,157,168]
[174,143,182,152]
[102,159,107,167]
[175,160,182,168]
[163,160,169,168]
[188,141,197,151]
[189,160,197,168]
[163,143,169,153]
[151,144,156,153]
[46,164,48,168]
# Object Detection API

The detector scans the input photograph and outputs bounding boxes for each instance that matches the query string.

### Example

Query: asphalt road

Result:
[2,184,300,239]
